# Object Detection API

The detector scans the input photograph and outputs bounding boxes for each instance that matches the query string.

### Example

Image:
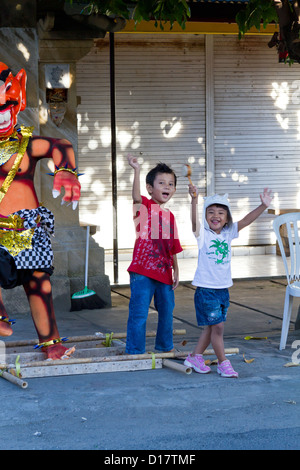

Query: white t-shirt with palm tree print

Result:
[192,222,239,289]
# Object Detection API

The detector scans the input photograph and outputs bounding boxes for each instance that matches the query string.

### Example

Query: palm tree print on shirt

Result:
[209,239,229,264]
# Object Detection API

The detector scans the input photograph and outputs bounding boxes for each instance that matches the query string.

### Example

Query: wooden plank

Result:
[11,348,239,370]
[19,346,240,378]
[5,346,126,365]
[3,328,239,379]
[21,359,163,378]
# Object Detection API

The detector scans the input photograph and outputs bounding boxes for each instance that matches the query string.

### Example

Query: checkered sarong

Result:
[4,206,54,270]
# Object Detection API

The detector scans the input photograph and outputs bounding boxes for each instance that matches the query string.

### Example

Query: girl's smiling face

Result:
[206,204,229,234]
[146,172,176,205]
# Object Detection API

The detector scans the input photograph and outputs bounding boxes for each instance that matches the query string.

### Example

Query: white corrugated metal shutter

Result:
[77,34,206,250]
[214,35,300,246]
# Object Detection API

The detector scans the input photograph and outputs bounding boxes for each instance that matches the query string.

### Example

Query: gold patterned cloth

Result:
[0,214,36,257]
[0,206,54,268]
[0,227,35,258]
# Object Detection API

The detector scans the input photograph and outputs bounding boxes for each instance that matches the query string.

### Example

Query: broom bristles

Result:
[70,291,107,311]
[72,286,96,299]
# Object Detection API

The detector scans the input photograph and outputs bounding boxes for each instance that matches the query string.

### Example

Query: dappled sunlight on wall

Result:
[78,35,300,254]
[271,82,289,111]
[76,36,206,250]
[160,118,182,139]
[271,81,290,130]
[213,35,300,248]
[77,109,205,249]
[17,42,30,62]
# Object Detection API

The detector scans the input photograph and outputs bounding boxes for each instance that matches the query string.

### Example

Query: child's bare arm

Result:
[127,155,142,204]
[238,188,273,231]
[172,254,179,290]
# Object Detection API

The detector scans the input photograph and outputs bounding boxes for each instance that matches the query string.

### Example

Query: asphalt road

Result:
[1,280,300,451]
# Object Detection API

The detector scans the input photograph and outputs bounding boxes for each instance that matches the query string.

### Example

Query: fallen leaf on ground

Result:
[205,358,218,366]
[243,354,255,364]
[244,336,268,340]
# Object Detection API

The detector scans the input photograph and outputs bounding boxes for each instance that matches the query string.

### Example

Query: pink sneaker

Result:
[184,354,211,374]
[217,359,238,378]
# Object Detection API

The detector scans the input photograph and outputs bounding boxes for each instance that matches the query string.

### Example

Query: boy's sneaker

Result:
[217,359,238,378]
[184,354,211,374]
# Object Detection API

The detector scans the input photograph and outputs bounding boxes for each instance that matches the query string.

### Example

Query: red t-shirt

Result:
[128,196,183,285]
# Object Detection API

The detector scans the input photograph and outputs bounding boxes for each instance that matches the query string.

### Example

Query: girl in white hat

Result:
[184,186,273,377]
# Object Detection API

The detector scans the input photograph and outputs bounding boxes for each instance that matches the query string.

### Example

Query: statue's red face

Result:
[0,62,26,137]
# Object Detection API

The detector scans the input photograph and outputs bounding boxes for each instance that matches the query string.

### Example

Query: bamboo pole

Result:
[5,329,187,348]
[68,329,186,343]
[0,370,28,389]
[162,359,192,375]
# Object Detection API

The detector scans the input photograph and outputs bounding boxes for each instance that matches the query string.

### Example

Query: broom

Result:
[71,226,107,311]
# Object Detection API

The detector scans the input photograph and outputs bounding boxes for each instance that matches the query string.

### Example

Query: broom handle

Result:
[188,175,196,197]
[85,226,90,287]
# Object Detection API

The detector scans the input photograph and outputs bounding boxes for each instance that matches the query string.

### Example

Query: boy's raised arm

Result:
[238,188,273,231]
[127,155,142,204]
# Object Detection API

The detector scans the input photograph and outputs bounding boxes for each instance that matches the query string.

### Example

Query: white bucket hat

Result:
[198,193,232,248]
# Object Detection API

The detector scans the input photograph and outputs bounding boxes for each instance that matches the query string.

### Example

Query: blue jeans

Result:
[126,273,175,354]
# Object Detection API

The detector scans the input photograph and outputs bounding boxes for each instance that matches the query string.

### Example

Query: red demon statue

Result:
[0,62,81,360]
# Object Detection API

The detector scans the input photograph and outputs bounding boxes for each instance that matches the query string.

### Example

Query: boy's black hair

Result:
[146,162,177,187]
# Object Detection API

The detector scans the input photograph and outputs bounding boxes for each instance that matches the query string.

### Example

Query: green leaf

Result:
[235,0,278,36]
[65,0,191,30]
[249,8,263,30]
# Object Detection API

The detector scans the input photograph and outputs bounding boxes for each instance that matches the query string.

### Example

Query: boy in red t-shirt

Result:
[126,156,183,354]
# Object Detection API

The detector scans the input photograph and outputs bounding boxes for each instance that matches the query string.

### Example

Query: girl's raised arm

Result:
[238,188,273,231]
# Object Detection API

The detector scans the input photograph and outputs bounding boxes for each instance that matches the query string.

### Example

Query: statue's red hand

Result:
[52,171,81,209]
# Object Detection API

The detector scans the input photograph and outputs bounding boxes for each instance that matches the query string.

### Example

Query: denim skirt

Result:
[194,287,230,326]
